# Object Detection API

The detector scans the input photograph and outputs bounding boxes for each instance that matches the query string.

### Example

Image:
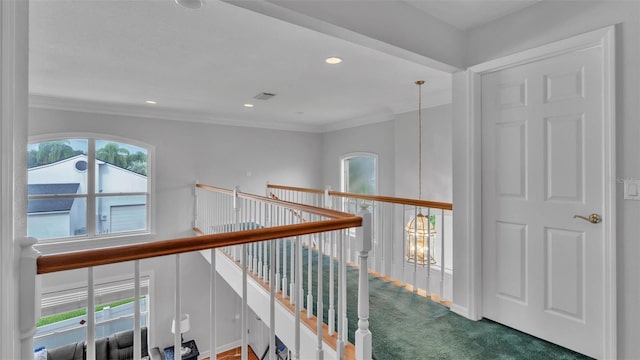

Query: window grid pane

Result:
[27,137,150,241]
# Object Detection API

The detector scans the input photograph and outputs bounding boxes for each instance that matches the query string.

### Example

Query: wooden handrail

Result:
[197,183,354,219]
[269,193,307,223]
[267,184,453,211]
[37,184,362,274]
[38,217,360,274]
[266,184,325,195]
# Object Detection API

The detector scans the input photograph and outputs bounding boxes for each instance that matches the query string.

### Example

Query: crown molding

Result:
[30,94,453,134]
[321,111,395,133]
[29,94,325,133]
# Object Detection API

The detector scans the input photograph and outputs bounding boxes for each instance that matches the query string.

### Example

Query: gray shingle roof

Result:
[27,183,80,213]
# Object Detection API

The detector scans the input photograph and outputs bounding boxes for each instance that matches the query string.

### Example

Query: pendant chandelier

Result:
[406,80,436,266]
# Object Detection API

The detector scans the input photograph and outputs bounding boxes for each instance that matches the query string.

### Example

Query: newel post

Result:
[19,237,40,355]
[324,186,332,210]
[355,204,372,360]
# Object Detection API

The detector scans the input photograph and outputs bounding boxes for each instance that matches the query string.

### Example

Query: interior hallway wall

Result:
[29,107,324,354]
[462,1,640,357]
[393,104,452,202]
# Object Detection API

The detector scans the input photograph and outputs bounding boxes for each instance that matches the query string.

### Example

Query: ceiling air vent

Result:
[254,92,276,100]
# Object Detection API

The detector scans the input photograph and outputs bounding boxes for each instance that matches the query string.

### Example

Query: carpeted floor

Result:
[271,241,593,360]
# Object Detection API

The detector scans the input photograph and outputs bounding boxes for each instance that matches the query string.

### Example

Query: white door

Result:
[481,45,607,358]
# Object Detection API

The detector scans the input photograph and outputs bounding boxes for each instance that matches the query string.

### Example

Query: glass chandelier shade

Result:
[406,213,437,266]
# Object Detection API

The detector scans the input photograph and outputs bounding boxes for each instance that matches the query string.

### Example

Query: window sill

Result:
[34,232,157,256]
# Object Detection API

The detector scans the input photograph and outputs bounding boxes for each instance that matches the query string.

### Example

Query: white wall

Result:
[461,1,640,357]
[29,107,324,354]
[321,120,395,195]
[393,105,452,202]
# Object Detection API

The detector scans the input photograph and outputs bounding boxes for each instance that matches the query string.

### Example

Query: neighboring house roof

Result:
[27,183,80,213]
[28,154,104,171]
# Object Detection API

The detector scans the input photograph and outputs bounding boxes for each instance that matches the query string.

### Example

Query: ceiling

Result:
[28,0,539,132]
[404,0,541,30]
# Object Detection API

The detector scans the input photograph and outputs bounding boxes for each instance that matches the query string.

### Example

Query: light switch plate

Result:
[624,179,640,200]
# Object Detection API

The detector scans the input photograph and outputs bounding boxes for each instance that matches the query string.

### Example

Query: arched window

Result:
[341,153,378,195]
[27,135,152,242]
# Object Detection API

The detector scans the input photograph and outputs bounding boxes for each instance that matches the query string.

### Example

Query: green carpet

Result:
[268,241,593,360]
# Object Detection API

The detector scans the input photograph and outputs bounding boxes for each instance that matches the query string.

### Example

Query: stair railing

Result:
[20,183,367,360]
[195,183,371,360]
[267,183,453,306]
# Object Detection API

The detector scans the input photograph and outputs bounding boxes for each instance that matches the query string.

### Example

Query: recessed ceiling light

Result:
[325,57,343,65]
[244,104,254,108]
[145,100,157,105]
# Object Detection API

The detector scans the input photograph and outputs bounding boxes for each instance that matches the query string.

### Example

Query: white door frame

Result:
[458,26,616,358]
[2,0,29,358]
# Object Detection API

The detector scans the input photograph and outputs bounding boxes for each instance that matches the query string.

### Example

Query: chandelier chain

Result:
[417,80,424,201]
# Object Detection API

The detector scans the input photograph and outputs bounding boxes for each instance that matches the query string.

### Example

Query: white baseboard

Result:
[450,304,470,319]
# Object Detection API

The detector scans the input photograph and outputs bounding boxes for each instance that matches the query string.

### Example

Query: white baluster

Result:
[290,237,296,305]
[276,207,281,294]
[276,238,281,293]
[401,205,406,287]
[379,202,385,276]
[328,232,335,336]
[341,230,348,350]
[294,236,302,360]
[249,204,254,273]
[174,255,182,357]
[134,260,141,360]
[282,236,288,299]
[263,241,269,282]
[307,233,313,319]
[270,239,277,360]
[336,231,344,360]
[413,206,418,293]
[324,186,331,210]
[87,267,96,360]
[263,204,269,281]
[426,208,432,297]
[210,248,217,359]
[254,203,259,274]
[355,204,372,360]
[316,232,324,360]
[254,242,259,276]
[194,181,199,230]
[440,210,446,302]
[242,243,248,360]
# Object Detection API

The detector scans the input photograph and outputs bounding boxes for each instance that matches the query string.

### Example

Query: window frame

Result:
[340,152,379,195]
[28,133,155,250]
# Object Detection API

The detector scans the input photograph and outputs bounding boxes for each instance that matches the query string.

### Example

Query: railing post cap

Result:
[19,237,38,248]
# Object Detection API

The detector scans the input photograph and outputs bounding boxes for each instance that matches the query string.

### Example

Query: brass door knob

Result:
[574,214,601,224]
